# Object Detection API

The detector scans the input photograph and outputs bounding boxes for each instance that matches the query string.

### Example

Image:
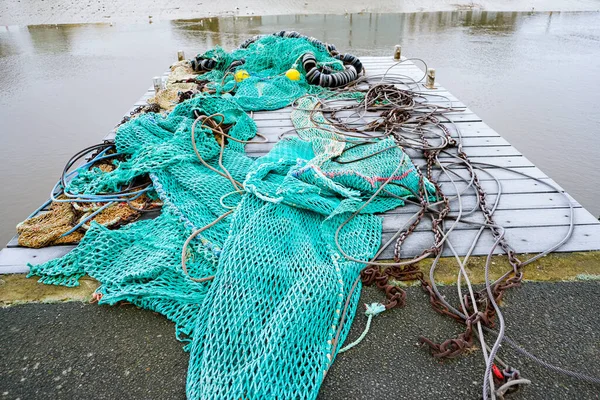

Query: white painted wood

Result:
[254,121,502,138]
[244,139,519,157]
[383,192,580,216]
[321,90,464,105]
[0,246,75,274]
[4,223,600,273]
[2,177,567,250]
[4,178,570,249]
[251,107,478,120]
[103,130,116,141]
[250,130,508,148]
[376,224,600,259]
[437,156,533,168]
[429,178,564,195]
[250,112,482,124]
[247,149,533,168]
[381,207,596,232]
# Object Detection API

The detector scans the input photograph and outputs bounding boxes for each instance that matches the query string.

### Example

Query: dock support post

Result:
[177,50,185,61]
[153,76,162,92]
[426,68,436,89]
[393,45,401,60]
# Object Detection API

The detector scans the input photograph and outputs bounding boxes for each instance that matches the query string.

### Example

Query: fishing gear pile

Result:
[17,145,161,248]
[26,33,430,399]
[24,32,598,400]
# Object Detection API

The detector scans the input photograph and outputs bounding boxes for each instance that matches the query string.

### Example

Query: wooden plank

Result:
[6,235,18,248]
[282,119,499,136]
[451,137,509,147]
[253,121,503,139]
[244,140,520,158]
[360,64,423,72]
[322,90,464,105]
[252,106,477,119]
[251,131,508,148]
[359,57,422,66]
[356,64,443,89]
[136,88,462,109]
[112,114,494,146]
[103,129,116,141]
[360,62,426,72]
[0,246,75,274]
[384,192,580,216]
[99,128,551,182]
[248,152,533,168]
[430,165,547,181]
[250,110,482,124]
[4,178,570,249]
[252,120,503,138]
[251,113,483,125]
[428,178,564,195]
[359,65,430,79]
[358,58,434,79]
[375,223,600,259]
[381,207,596,233]
[421,146,524,158]
[437,156,533,168]
[247,150,533,167]
[5,178,569,249]
[4,222,599,273]
[137,87,461,108]
[360,56,414,64]
[445,122,502,137]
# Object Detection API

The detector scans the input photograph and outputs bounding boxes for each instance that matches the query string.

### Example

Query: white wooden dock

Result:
[1,56,600,273]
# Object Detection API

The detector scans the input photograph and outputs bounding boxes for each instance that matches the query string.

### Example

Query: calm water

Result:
[1,11,599,244]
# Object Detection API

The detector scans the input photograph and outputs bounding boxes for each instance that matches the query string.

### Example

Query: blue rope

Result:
[60,201,115,237]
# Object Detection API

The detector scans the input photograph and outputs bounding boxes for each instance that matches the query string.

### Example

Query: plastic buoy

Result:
[285,68,301,81]
[234,69,250,82]
[492,364,505,381]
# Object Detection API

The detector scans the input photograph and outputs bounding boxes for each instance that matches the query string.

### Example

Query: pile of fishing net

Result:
[148,60,200,111]
[17,154,161,248]
[26,33,432,399]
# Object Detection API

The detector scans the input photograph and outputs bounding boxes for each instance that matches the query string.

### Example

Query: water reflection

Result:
[27,25,76,53]
[170,11,522,52]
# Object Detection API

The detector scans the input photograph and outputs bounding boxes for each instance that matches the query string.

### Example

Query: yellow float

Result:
[285,68,301,81]
[234,69,250,82]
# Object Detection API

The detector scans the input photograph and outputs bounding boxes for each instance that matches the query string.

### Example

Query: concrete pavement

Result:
[1,281,598,399]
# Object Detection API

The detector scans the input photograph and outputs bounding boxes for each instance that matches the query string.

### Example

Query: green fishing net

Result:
[197,35,346,110]
[28,35,433,399]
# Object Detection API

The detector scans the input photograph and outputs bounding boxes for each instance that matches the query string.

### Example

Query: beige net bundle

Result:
[17,194,160,248]
[17,160,162,248]
[148,61,201,111]
[16,198,85,248]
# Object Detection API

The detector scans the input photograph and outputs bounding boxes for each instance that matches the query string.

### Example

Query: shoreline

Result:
[2,0,599,26]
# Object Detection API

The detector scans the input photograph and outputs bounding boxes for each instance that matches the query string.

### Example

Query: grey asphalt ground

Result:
[1,281,598,399]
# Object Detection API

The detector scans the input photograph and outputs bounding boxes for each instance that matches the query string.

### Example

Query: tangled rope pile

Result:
[17,142,162,248]
[287,60,599,399]
[23,32,599,400]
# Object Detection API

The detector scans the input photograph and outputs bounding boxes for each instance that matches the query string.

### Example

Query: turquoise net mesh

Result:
[197,35,345,111]
[28,36,433,399]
